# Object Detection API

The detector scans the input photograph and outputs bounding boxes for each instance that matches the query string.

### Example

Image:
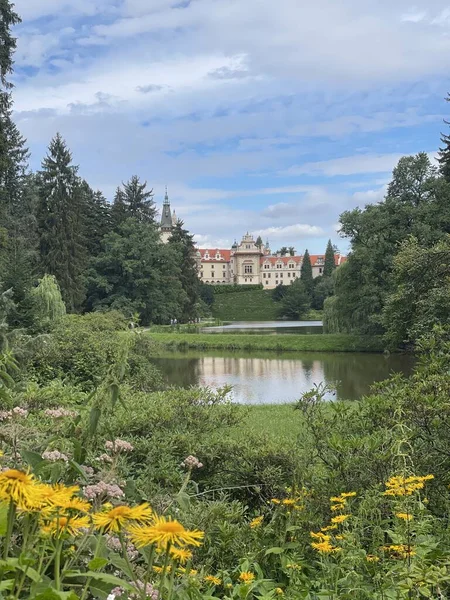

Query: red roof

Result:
[198,249,232,262]
[260,256,301,265]
[310,254,344,267]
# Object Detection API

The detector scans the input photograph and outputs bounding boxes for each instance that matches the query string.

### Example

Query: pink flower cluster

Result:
[132,581,158,600]
[105,439,134,453]
[106,535,138,560]
[44,408,78,419]
[98,453,113,464]
[181,455,204,470]
[0,407,29,421]
[42,450,69,463]
[83,481,125,500]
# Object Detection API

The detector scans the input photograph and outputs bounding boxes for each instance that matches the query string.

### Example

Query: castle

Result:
[160,194,346,290]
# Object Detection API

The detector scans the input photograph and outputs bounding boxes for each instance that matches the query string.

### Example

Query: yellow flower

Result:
[271,499,281,505]
[275,588,284,595]
[395,513,413,521]
[128,515,204,549]
[335,534,344,540]
[250,516,264,529]
[204,575,222,586]
[383,544,416,558]
[282,499,296,506]
[330,496,345,503]
[93,503,152,532]
[286,563,301,570]
[311,541,334,553]
[153,565,172,574]
[331,504,345,512]
[239,572,255,584]
[310,531,330,541]
[321,525,338,532]
[331,514,350,524]
[41,515,90,538]
[366,554,380,562]
[170,547,193,564]
[384,475,433,496]
[225,583,233,589]
[0,469,41,510]
[340,492,357,498]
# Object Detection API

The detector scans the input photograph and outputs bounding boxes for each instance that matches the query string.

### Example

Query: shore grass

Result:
[148,332,384,353]
[239,403,305,441]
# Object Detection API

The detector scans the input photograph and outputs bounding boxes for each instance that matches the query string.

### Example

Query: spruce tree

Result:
[168,220,200,321]
[111,186,127,230]
[438,93,450,182]
[123,175,156,223]
[37,133,87,311]
[81,181,112,256]
[255,235,263,248]
[324,239,336,277]
[300,249,313,297]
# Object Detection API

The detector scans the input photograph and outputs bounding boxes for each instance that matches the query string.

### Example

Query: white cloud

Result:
[284,153,407,177]
[254,224,324,239]
[401,10,427,23]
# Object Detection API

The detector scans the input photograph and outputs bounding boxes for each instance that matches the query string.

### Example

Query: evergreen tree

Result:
[438,93,450,182]
[278,279,310,320]
[37,134,87,312]
[81,181,112,257]
[255,235,263,248]
[324,239,336,277]
[168,220,200,321]
[300,249,313,297]
[111,186,127,230]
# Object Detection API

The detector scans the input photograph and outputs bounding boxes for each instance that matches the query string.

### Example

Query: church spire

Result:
[160,186,173,228]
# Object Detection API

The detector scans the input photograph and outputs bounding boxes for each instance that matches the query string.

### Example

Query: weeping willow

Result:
[30,274,66,330]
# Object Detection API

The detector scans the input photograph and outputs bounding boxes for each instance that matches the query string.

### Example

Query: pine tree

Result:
[324,239,336,277]
[81,181,112,257]
[255,235,263,248]
[168,220,200,321]
[438,93,450,182]
[301,249,313,297]
[123,175,156,223]
[37,133,87,312]
[111,186,127,229]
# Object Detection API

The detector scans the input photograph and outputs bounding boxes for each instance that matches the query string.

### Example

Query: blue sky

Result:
[12,0,450,254]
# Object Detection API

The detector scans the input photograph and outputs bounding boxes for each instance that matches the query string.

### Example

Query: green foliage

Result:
[271,284,287,302]
[324,239,336,277]
[277,280,310,320]
[86,218,188,324]
[311,275,334,310]
[211,284,263,294]
[168,221,200,321]
[300,249,313,297]
[111,176,156,228]
[29,274,66,332]
[382,236,450,349]
[37,134,87,312]
[211,288,277,321]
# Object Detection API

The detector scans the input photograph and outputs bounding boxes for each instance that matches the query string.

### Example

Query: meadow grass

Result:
[211,288,278,320]
[148,332,384,353]
[239,403,305,441]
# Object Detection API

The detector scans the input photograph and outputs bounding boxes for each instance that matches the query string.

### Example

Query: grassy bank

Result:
[148,332,384,352]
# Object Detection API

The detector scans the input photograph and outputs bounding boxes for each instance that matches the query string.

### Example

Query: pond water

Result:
[202,320,323,335]
[150,350,415,404]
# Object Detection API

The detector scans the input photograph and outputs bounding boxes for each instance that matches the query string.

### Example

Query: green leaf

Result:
[0,502,8,536]
[33,588,78,600]
[264,547,284,556]
[69,460,89,483]
[0,580,13,592]
[65,571,134,591]
[109,553,134,579]
[22,450,45,473]
[0,558,41,582]
[89,407,101,438]
[88,558,108,571]
[110,383,119,409]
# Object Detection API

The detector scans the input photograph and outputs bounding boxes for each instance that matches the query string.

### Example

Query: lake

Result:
[202,320,323,335]
[150,350,415,404]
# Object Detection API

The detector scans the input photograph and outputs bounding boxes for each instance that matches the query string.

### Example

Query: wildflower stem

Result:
[3,500,15,559]
[54,538,63,590]
[143,545,156,597]
[118,531,141,592]
[80,533,103,600]
[158,543,172,600]
[167,559,176,600]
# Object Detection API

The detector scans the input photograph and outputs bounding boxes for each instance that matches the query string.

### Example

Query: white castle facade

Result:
[159,196,346,290]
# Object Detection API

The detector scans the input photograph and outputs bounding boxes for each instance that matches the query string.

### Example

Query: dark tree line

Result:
[0,1,201,327]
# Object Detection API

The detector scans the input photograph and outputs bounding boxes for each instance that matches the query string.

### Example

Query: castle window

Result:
[288,272,291,277]
[268,273,271,278]
[244,265,253,274]
[264,264,270,269]
[289,263,295,269]
[263,273,266,278]
[319,268,323,274]
[317,257,324,265]
[277,263,282,269]
[246,244,250,249]
[280,273,283,278]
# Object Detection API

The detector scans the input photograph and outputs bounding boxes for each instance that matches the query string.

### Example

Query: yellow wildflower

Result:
[204,575,222,586]
[0,469,41,510]
[239,572,255,584]
[331,504,345,512]
[286,563,301,570]
[321,524,338,532]
[271,499,281,505]
[331,514,350,524]
[330,496,345,503]
[40,515,90,538]
[311,540,334,553]
[282,499,296,506]
[395,513,413,521]
[340,492,357,498]
[310,531,330,541]
[250,516,264,529]
[93,503,152,533]
[275,588,284,595]
[335,534,344,540]
[128,515,204,549]
[366,554,380,562]
[383,544,416,558]
[153,565,172,574]
[170,547,193,564]
[225,583,233,589]
[384,475,433,496]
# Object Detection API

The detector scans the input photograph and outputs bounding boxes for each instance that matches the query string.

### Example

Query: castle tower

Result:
[160,187,173,243]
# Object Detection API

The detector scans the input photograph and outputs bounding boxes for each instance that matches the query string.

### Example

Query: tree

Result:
[438,93,450,183]
[382,237,450,350]
[37,133,87,312]
[288,246,295,256]
[272,283,288,302]
[278,279,310,320]
[168,220,200,321]
[300,249,313,297]
[81,181,112,257]
[86,218,187,324]
[324,239,336,277]
[278,246,288,256]
[312,275,334,310]
[255,235,263,248]
[29,274,66,331]
[111,176,157,225]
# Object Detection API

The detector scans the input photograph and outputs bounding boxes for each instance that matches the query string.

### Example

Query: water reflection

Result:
[150,351,414,404]
[202,321,323,335]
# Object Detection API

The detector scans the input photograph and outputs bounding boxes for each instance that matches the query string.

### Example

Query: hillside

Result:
[211,288,278,321]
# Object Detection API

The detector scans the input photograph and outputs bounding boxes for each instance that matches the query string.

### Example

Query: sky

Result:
[12,0,450,254]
